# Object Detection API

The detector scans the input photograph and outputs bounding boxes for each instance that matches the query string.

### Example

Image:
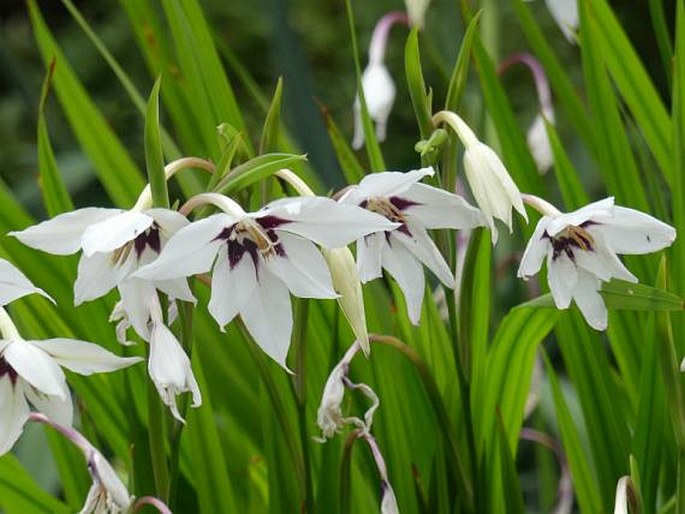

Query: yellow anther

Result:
[563,225,594,251]
[366,197,405,224]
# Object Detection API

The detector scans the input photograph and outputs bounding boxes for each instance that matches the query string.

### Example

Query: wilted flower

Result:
[432,110,528,243]
[518,195,676,330]
[135,193,394,368]
[79,449,132,514]
[316,357,349,439]
[339,167,483,324]
[0,308,142,456]
[353,12,409,150]
[381,480,400,514]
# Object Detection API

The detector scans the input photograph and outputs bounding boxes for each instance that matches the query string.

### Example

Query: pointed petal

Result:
[263,196,397,248]
[353,168,435,198]
[547,253,578,309]
[0,378,30,455]
[394,222,454,288]
[118,278,157,340]
[208,249,256,329]
[147,208,189,236]
[463,149,500,243]
[518,217,552,278]
[23,386,73,427]
[156,278,196,304]
[382,237,426,325]
[10,208,121,255]
[402,183,485,229]
[357,233,385,283]
[3,340,68,399]
[240,271,293,369]
[149,322,202,422]
[74,252,129,305]
[362,62,396,132]
[0,259,53,306]
[133,214,231,280]
[574,241,637,283]
[592,206,676,255]
[30,338,142,375]
[90,451,132,510]
[266,232,337,299]
[572,270,607,330]
[546,197,614,236]
[81,210,154,257]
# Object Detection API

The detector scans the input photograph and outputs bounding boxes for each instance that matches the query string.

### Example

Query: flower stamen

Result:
[365,197,406,224]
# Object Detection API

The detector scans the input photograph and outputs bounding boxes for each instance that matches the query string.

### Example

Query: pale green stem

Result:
[0,307,21,340]
[133,157,216,211]
[180,192,246,219]
[521,193,563,218]
[275,169,315,197]
[432,110,479,148]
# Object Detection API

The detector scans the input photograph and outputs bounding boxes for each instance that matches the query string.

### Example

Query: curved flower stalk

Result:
[0,258,52,306]
[10,157,215,341]
[0,307,142,456]
[518,195,676,330]
[28,412,172,514]
[134,192,395,369]
[338,167,484,324]
[353,12,409,150]
[499,53,555,174]
[432,110,528,243]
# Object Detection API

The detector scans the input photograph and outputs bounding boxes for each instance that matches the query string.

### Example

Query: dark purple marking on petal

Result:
[546,229,595,263]
[0,357,18,386]
[397,224,413,237]
[266,230,286,257]
[213,226,236,242]
[257,215,291,230]
[133,224,161,260]
[389,196,420,211]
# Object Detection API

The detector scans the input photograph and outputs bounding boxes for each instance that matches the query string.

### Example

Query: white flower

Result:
[527,109,555,174]
[79,449,132,514]
[134,194,395,368]
[518,197,676,330]
[316,359,348,439]
[432,110,527,243]
[0,308,142,456]
[148,316,201,423]
[381,480,400,514]
[339,167,484,324]
[0,258,52,306]
[613,476,633,514]
[10,207,195,340]
[353,62,396,150]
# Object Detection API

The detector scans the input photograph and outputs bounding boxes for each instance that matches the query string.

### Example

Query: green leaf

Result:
[214,153,307,195]
[585,0,673,185]
[600,279,684,311]
[37,59,74,217]
[145,75,169,209]
[544,118,589,211]
[405,28,433,140]
[445,10,482,112]
[28,0,144,206]
[321,106,366,185]
[0,454,71,514]
[542,352,603,514]
[260,77,284,155]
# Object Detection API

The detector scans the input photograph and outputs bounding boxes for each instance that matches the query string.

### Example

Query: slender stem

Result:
[0,306,21,340]
[134,496,173,514]
[498,53,553,116]
[147,342,170,501]
[521,193,562,218]
[180,192,246,218]
[368,11,410,64]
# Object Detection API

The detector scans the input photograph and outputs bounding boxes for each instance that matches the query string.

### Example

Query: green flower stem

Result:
[369,334,475,513]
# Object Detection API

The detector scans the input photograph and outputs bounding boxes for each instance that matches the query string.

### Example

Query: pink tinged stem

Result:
[360,431,390,482]
[27,412,93,454]
[498,53,553,115]
[134,496,173,514]
[368,11,410,64]
[520,428,574,514]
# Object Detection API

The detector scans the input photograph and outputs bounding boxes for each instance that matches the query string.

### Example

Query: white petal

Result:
[90,451,132,510]
[262,196,397,248]
[23,385,73,427]
[613,476,630,514]
[361,62,396,137]
[353,168,435,199]
[74,252,129,305]
[156,278,196,304]
[382,236,426,325]
[352,99,365,150]
[518,217,552,278]
[81,210,154,257]
[133,214,231,280]
[240,271,293,369]
[572,270,607,330]
[10,208,121,255]
[29,338,142,375]
[402,182,484,230]
[546,0,578,42]
[395,221,454,288]
[0,259,52,306]
[266,232,337,299]
[118,278,157,340]
[574,240,637,283]
[147,208,189,236]
[357,233,385,283]
[3,340,68,399]
[149,322,202,422]
[463,148,501,242]
[547,253,578,309]
[546,197,614,237]
[527,113,554,173]
[207,249,257,329]
[593,206,676,255]
[0,377,30,456]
